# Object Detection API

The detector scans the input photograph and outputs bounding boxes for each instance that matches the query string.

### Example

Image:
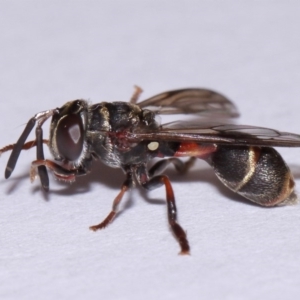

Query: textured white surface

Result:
[1,1,300,300]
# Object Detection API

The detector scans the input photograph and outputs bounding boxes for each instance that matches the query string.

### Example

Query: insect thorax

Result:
[86,102,159,168]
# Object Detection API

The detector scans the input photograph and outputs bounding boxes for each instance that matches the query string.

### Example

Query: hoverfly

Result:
[1,86,300,255]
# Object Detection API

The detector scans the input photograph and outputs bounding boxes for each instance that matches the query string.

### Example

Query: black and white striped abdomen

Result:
[209,145,296,206]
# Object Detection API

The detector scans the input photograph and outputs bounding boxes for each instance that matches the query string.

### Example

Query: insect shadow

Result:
[2,159,300,206]
[1,160,123,200]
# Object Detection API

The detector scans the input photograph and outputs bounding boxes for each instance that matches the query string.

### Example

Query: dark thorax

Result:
[86,102,159,168]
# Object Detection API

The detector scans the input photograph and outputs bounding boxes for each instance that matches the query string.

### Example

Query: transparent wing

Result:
[129,121,300,147]
[137,88,239,117]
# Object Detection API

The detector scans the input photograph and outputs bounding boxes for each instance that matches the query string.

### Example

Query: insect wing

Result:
[130,121,300,147]
[137,88,239,117]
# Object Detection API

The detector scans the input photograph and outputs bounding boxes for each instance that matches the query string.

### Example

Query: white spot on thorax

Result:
[148,141,159,151]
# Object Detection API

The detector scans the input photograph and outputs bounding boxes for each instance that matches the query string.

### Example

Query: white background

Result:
[1,1,300,300]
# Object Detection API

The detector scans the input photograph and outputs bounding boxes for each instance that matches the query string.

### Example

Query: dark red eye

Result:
[56,114,84,161]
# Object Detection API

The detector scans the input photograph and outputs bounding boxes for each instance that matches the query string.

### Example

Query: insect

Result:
[1,86,300,255]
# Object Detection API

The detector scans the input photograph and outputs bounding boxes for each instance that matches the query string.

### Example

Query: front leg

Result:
[136,164,190,255]
[89,170,133,231]
[30,159,90,184]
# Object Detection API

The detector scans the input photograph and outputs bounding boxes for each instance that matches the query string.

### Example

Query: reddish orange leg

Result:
[0,139,49,154]
[89,184,129,231]
[137,163,190,255]
[30,159,86,183]
[130,85,143,104]
[152,175,189,255]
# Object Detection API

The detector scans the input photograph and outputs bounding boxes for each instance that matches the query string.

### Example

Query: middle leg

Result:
[136,164,190,255]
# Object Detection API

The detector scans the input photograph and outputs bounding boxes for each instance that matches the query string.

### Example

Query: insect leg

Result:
[0,140,49,154]
[130,85,143,104]
[136,165,190,255]
[89,174,133,231]
[149,157,196,177]
[30,159,89,183]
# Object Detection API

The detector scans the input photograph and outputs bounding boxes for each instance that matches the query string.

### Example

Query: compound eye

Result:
[56,114,84,161]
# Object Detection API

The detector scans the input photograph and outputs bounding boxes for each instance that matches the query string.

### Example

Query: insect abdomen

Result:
[209,145,296,206]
